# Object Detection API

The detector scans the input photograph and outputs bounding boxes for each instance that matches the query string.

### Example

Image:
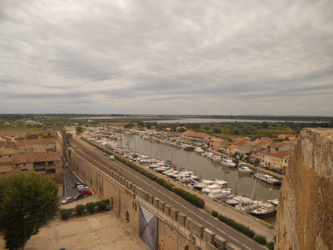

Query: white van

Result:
[109,155,115,161]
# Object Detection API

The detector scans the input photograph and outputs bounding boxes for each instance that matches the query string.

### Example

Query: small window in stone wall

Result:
[135,203,137,211]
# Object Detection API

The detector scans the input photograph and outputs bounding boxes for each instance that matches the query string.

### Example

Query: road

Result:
[71,137,268,250]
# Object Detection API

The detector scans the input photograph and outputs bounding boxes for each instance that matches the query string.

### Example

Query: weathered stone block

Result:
[153,197,160,209]
[186,217,203,238]
[158,200,165,212]
[170,207,178,222]
[203,228,216,244]
[226,243,241,250]
[147,194,154,204]
[163,204,171,216]
[177,212,187,227]
[214,235,227,249]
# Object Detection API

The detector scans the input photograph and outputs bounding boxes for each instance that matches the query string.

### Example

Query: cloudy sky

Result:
[1,0,332,116]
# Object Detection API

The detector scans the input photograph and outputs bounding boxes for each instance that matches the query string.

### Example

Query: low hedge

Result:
[60,209,69,220]
[96,201,107,212]
[75,204,85,216]
[254,235,267,245]
[268,241,274,250]
[86,202,96,214]
[81,137,205,208]
[217,214,255,238]
[211,210,218,217]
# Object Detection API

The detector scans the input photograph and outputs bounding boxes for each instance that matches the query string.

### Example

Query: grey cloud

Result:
[0,0,332,115]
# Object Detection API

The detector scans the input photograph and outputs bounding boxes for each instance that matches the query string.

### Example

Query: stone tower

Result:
[275,128,333,249]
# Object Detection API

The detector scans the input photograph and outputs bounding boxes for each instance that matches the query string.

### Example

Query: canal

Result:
[110,133,279,225]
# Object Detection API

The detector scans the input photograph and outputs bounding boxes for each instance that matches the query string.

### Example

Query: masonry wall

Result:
[275,128,333,250]
[68,147,238,250]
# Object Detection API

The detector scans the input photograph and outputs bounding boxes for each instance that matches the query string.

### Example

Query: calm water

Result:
[109,133,279,224]
[151,118,319,123]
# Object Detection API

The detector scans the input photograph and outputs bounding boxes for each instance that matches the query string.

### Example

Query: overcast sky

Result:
[1,0,332,116]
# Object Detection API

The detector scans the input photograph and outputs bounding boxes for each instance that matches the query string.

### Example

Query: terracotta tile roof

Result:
[13,152,61,164]
[209,138,225,142]
[272,151,290,158]
[15,141,25,148]
[260,150,273,156]
[0,149,18,155]
[20,138,55,146]
[181,131,210,138]
[235,141,250,146]
[0,165,14,174]
[5,142,15,149]
[32,146,46,153]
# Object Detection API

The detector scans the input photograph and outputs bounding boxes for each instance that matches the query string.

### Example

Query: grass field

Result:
[0,125,42,131]
[211,126,296,140]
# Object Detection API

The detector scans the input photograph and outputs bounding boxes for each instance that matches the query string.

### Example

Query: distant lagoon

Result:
[72,116,323,123]
[150,118,321,124]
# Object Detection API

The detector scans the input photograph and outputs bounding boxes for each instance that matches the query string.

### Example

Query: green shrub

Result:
[157,178,165,186]
[96,201,107,212]
[254,235,267,245]
[268,241,274,250]
[75,204,85,216]
[60,209,69,220]
[102,199,110,204]
[163,182,174,190]
[212,210,218,217]
[86,202,96,214]
[217,214,255,238]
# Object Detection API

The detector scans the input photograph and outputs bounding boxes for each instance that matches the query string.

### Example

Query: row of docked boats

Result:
[87,134,280,217]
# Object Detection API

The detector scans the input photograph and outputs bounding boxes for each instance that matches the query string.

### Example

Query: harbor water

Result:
[107,133,279,225]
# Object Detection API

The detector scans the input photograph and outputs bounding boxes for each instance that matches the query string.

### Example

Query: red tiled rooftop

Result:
[13,152,61,164]
[272,151,290,158]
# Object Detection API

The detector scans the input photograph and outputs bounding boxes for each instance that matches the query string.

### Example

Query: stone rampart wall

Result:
[275,128,333,250]
[69,146,240,250]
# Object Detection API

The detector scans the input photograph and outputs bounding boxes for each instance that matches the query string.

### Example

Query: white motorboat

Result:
[221,159,236,168]
[201,179,215,186]
[194,147,204,153]
[268,199,279,206]
[249,202,277,217]
[254,173,282,186]
[174,173,192,183]
[192,182,207,191]
[202,184,220,194]
[237,163,254,174]
[212,155,222,162]
[226,196,252,207]
[155,166,169,173]
[208,188,233,199]
[214,180,228,188]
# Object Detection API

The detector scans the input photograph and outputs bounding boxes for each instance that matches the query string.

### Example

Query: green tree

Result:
[0,172,59,250]
[124,122,134,128]
[262,122,269,129]
[213,126,221,133]
[76,125,84,133]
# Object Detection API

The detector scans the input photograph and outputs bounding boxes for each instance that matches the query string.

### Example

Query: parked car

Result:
[77,185,88,191]
[61,197,74,205]
[81,189,92,194]
[103,153,107,156]
[74,182,83,188]
[94,147,97,150]
[74,193,84,201]
[260,163,267,168]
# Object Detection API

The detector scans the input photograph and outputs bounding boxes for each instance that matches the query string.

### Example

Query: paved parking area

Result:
[22,211,150,250]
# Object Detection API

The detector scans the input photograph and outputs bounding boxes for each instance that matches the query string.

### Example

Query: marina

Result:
[89,131,281,224]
